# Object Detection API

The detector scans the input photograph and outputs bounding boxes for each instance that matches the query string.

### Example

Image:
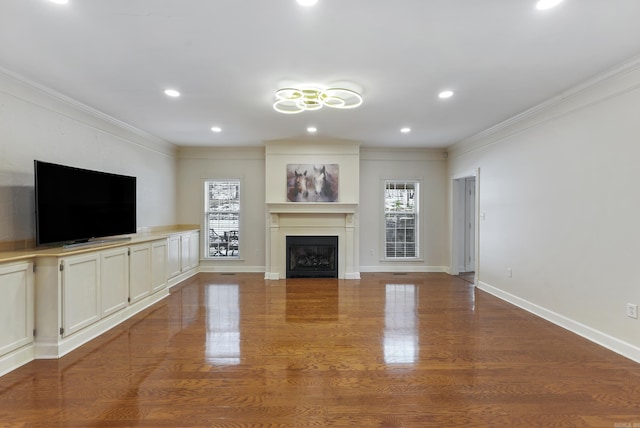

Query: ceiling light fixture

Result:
[273,86,363,114]
[307,126,317,133]
[296,0,318,6]
[401,127,411,133]
[211,126,222,133]
[164,89,180,97]
[536,0,563,10]
[438,90,454,99]
[49,0,69,4]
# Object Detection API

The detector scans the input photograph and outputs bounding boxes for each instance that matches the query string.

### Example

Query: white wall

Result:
[360,148,448,272]
[176,147,266,272]
[264,139,360,204]
[0,69,178,245]
[447,59,640,362]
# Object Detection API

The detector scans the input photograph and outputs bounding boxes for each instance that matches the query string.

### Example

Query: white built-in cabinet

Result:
[129,243,152,304]
[0,229,199,377]
[182,231,200,271]
[0,262,34,366]
[100,247,129,318]
[167,230,200,282]
[151,240,168,293]
[61,253,101,337]
[167,234,181,278]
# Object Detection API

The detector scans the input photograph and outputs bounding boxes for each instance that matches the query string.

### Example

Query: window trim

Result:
[203,178,242,259]
[382,179,421,260]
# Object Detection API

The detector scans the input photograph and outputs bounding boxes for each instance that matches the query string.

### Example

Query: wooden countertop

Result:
[0,226,199,264]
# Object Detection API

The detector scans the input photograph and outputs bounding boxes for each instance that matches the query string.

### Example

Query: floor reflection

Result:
[205,284,240,365]
[384,284,418,364]
[285,280,339,322]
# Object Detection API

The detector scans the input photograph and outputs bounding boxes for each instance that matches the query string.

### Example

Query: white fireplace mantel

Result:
[263,138,361,280]
[266,202,358,214]
[264,203,360,280]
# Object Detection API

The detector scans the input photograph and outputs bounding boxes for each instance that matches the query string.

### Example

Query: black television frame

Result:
[34,160,137,247]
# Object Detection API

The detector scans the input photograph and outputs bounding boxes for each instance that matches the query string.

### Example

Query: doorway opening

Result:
[451,171,479,285]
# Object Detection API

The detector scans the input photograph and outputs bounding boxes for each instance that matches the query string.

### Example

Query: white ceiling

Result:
[2,0,640,149]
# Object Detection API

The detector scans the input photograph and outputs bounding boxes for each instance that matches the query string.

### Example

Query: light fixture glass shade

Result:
[273,86,362,114]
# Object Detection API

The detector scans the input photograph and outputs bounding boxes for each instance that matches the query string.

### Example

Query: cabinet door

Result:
[167,235,181,278]
[129,243,151,304]
[151,239,168,293]
[62,253,100,337]
[180,234,190,272]
[189,231,200,269]
[101,247,129,317]
[0,262,34,357]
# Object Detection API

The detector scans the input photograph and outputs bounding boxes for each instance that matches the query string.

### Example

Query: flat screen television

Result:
[34,160,137,246]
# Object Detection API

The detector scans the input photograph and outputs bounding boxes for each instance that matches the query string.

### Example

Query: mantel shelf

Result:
[266,203,358,214]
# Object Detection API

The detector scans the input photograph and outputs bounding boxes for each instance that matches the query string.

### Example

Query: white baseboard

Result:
[478,280,640,364]
[0,344,35,377]
[167,267,199,289]
[199,265,266,274]
[359,265,449,273]
[264,272,280,280]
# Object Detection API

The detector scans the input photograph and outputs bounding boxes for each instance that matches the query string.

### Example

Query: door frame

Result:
[450,168,480,285]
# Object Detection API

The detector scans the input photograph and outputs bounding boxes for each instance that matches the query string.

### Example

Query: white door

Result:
[464,177,476,272]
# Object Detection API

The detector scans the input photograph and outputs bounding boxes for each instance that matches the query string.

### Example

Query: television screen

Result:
[35,160,137,246]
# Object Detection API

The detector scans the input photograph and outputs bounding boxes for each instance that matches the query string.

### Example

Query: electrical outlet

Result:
[627,303,638,319]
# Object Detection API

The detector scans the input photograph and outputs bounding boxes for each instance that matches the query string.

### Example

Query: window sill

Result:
[380,258,424,263]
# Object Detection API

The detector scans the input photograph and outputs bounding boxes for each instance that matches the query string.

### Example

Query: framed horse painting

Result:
[286,164,339,202]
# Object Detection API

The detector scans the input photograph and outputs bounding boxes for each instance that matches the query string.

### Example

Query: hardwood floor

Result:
[1,273,640,427]
[457,271,475,284]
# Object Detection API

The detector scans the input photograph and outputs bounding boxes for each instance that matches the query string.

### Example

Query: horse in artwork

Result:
[287,164,338,202]
[287,169,308,201]
[307,165,338,202]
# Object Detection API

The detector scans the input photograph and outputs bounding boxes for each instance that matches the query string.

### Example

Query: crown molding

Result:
[178,146,265,160]
[447,54,640,157]
[0,66,177,158]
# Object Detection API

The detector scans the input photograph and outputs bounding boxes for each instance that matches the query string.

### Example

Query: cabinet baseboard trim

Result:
[0,344,35,377]
[167,267,198,289]
[34,289,169,359]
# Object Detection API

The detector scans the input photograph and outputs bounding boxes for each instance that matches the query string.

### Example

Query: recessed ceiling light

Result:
[297,0,318,6]
[307,127,317,133]
[438,90,454,99]
[400,127,411,133]
[536,0,563,10]
[211,126,222,133]
[49,0,69,4]
[164,89,180,97]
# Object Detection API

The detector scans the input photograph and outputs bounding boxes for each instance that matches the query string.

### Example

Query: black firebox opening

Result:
[286,235,338,278]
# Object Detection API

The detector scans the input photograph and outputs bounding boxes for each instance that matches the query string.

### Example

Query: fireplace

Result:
[286,236,338,278]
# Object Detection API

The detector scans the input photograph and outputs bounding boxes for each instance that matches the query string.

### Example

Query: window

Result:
[204,180,240,258]
[384,180,419,258]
